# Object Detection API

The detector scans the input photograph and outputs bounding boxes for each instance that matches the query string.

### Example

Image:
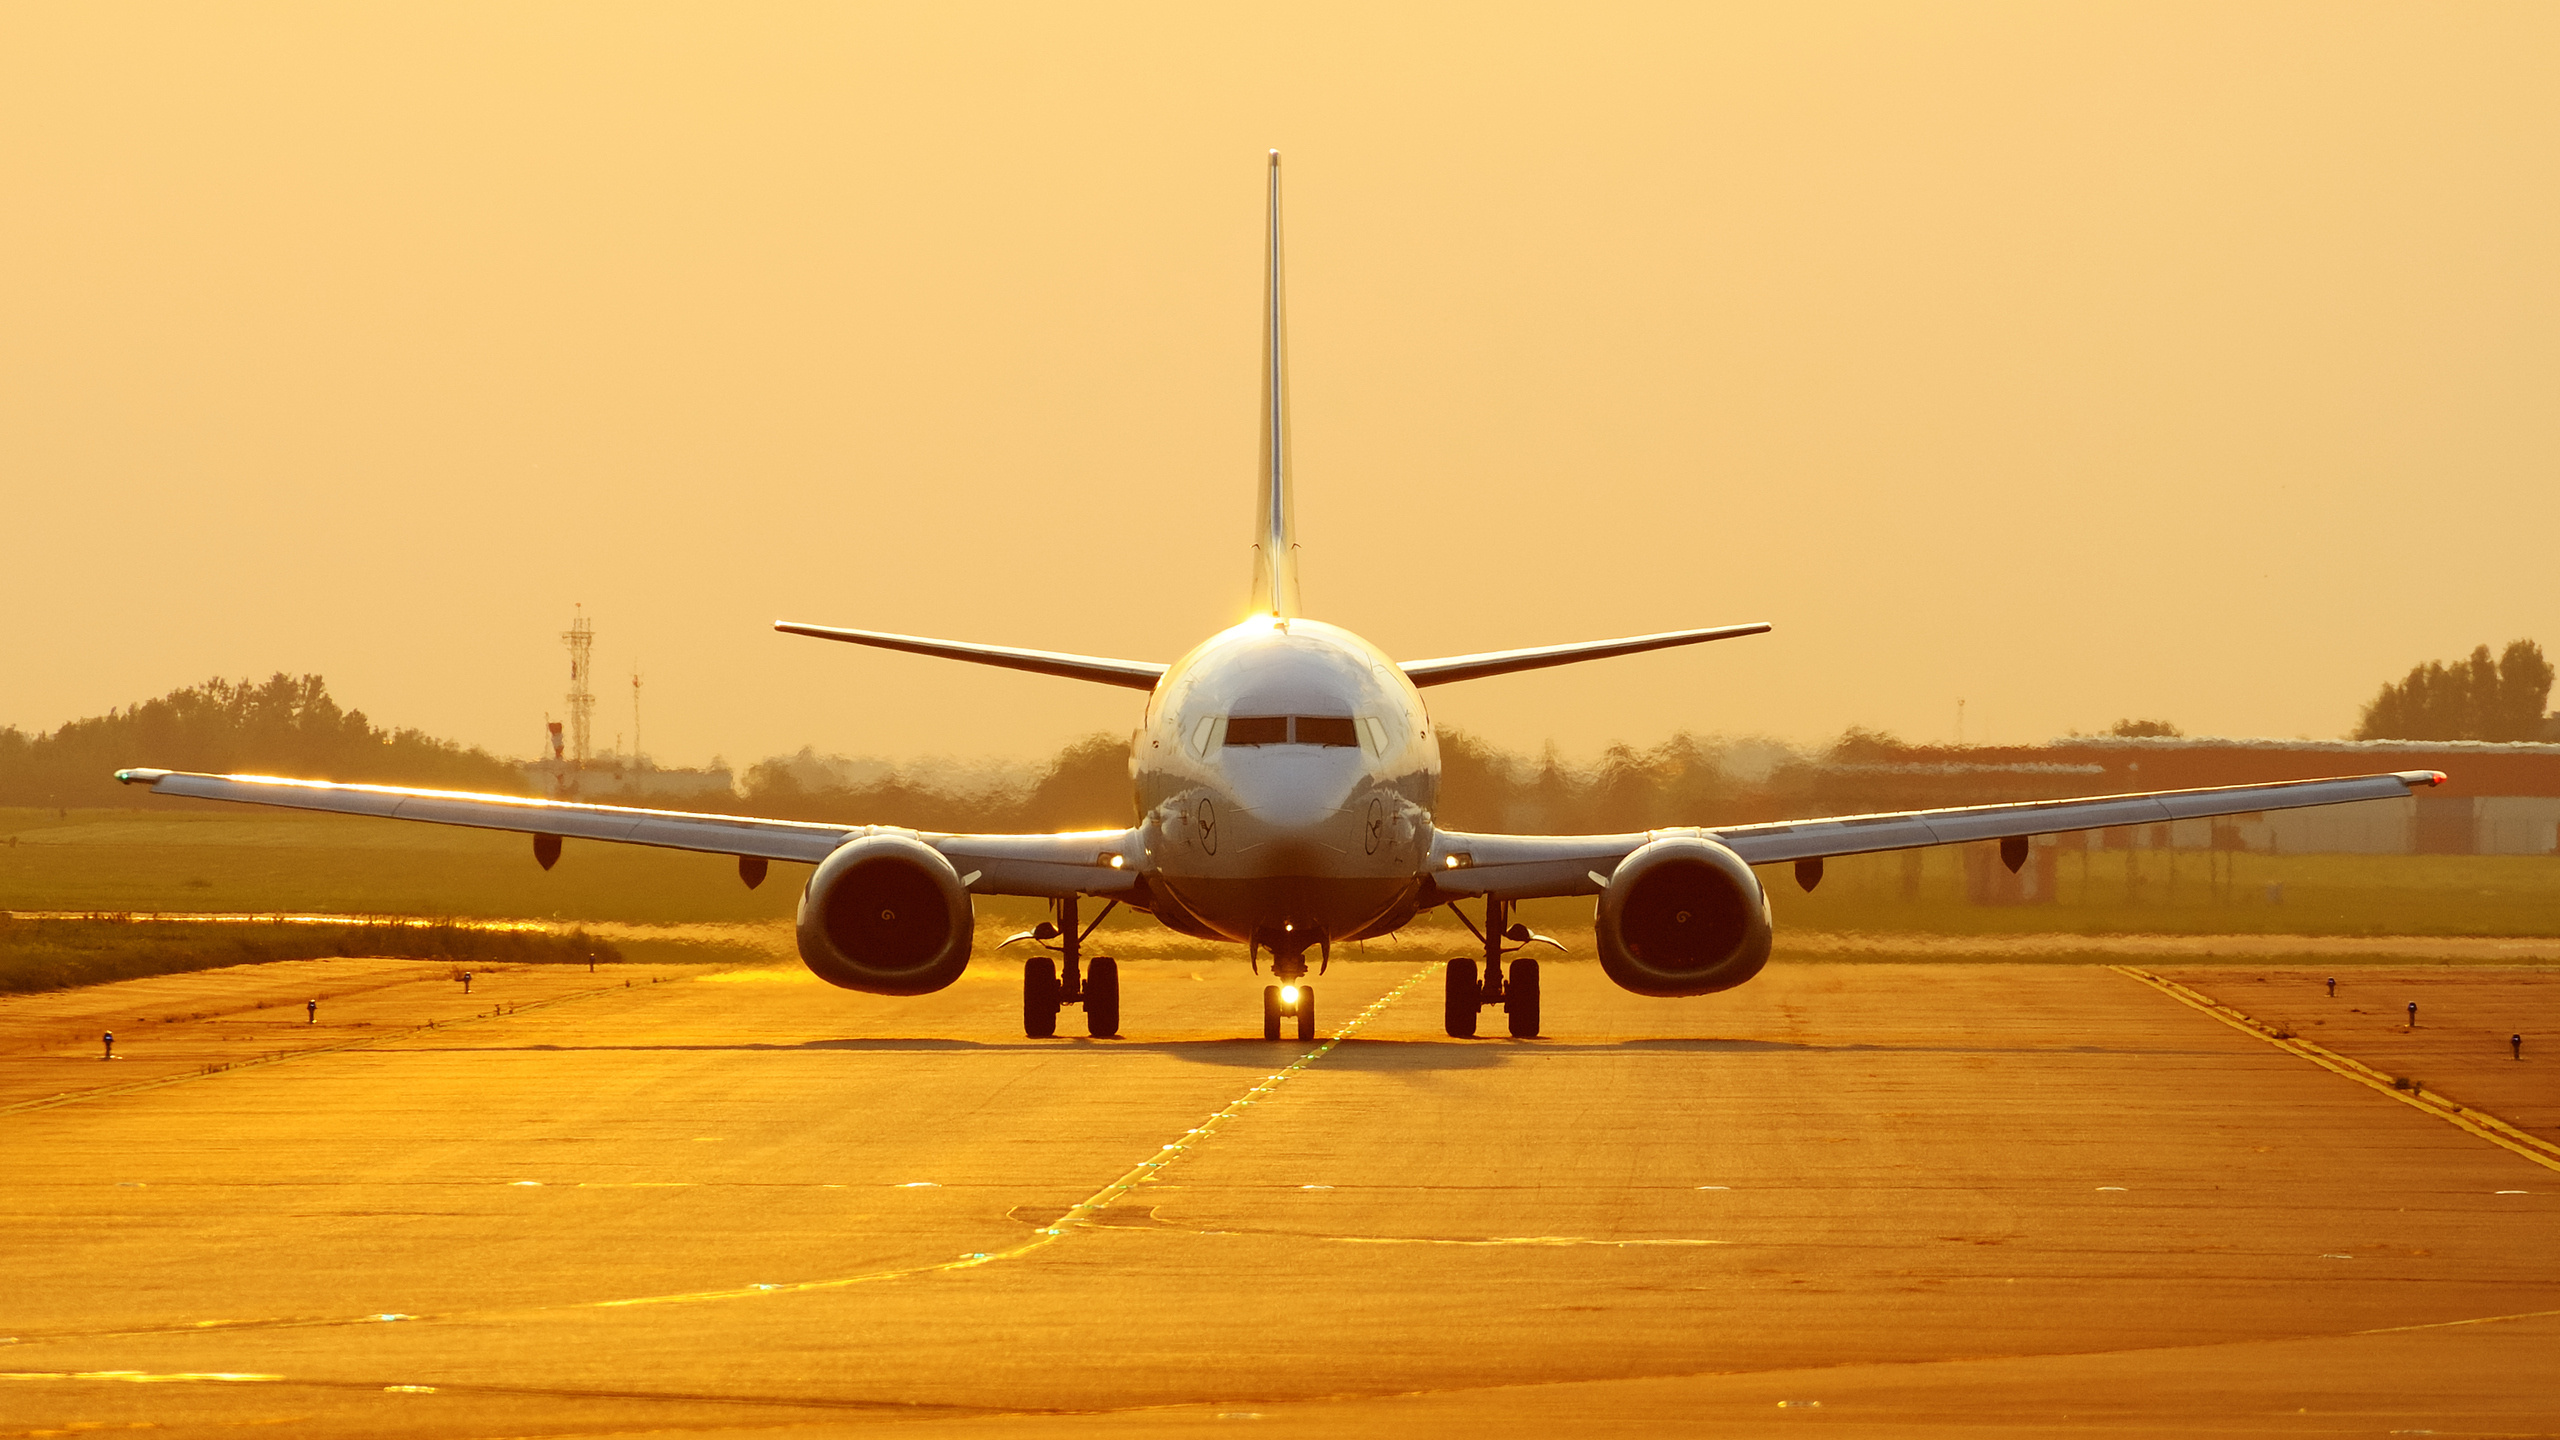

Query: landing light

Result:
[1281,986,1300,1004]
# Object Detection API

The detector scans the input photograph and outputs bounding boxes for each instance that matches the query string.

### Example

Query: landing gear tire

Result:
[1444,959,1480,1038]
[1295,985,1316,1042]
[1263,984,1283,1041]
[1084,957,1120,1038]
[1505,957,1541,1038]
[1023,957,1060,1038]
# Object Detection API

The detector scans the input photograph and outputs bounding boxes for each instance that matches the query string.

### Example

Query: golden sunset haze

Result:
[4,4,2554,767]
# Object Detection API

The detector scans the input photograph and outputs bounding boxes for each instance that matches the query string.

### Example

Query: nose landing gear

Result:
[1445,897,1548,1038]
[1010,896,1120,1039]
[1255,939,1318,1041]
[1262,980,1316,1042]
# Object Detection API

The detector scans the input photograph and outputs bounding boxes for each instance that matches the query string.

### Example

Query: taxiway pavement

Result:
[3,956,2554,1436]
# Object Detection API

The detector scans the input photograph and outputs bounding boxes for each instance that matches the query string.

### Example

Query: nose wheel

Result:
[1263,983,1316,1041]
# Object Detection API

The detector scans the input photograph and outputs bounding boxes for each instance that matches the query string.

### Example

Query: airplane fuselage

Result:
[1132,616,1440,968]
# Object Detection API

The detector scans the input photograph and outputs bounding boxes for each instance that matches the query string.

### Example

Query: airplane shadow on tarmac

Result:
[442,1038,1516,1071]
[431,1036,2163,1072]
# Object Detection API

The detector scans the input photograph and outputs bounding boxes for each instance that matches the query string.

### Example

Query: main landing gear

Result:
[1444,897,1547,1039]
[1014,895,1119,1039]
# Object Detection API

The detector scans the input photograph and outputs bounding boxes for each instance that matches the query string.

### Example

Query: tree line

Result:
[7,645,2549,828]
[0,674,1834,832]
[2353,640,2552,743]
[0,674,529,809]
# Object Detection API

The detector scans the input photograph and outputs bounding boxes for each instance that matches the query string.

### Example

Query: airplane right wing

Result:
[1428,769,2446,900]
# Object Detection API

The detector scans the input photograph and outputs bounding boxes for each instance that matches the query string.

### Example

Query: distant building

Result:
[2070,737,2560,857]
[522,758,735,803]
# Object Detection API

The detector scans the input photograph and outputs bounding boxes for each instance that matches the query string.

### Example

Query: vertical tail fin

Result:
[1250,149,1300,618]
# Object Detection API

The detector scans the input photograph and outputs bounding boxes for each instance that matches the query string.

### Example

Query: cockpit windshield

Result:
[1291,716,1358,747]
[1225,715,1289,746]
[1223,715,1359,748]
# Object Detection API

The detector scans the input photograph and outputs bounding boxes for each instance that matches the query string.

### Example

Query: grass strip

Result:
[2112,964,2560,1173]
[0,914,622,994]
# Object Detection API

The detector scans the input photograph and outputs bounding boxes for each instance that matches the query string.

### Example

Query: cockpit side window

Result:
[1189,714,1221,757]
[1292,715,1359,748]
[1358,716,1391,756]
[1225,715,1290,747]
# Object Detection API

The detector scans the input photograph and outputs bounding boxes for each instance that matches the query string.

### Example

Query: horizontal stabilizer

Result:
[1400,624,1771,688]
[776,623,1167,690]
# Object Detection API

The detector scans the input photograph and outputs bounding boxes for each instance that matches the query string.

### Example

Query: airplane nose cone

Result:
[1224,752,1358,830]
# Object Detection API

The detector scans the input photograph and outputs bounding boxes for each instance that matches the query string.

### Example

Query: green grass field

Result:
[1750,843,2560,938]
[6,806,2557,942]
[0,913,622,993]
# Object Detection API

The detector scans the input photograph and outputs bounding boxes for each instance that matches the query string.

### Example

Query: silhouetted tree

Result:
[2108,718,2183,738]
[1016,732,1136,831]
[2354,640,2552,742]
[1827,726,1906,764]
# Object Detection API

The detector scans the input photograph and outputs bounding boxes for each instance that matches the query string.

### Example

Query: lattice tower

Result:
[563,605,595,766]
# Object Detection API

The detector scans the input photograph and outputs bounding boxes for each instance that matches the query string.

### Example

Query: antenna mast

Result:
[563,605,595,768]
[631,664,643,766]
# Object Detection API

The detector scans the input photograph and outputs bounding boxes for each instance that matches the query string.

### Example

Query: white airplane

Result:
[118,153,2445,1042]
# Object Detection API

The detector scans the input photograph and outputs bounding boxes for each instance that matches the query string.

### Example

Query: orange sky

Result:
[4,4,2555,770]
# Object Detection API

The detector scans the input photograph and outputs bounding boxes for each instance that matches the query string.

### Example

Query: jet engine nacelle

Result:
[795,834,974,996]
[1594,836,1774,997]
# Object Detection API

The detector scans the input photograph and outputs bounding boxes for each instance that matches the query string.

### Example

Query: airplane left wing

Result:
[112,769,1142,897]
[1428,769,2446,900]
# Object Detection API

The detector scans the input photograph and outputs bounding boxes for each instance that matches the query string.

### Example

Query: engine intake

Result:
[1595,836,1773,997]
[795,834,973,995]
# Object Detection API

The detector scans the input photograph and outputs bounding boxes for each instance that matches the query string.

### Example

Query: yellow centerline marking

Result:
[1333,1236,1728,1248]
[2111,965,2560,1175]
[2354,1306,2560,1336]
[0,1370,283,1383]
[8,968,1442,1347]
[2344,1301,2560,1332]
[587,963,1442,1309]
